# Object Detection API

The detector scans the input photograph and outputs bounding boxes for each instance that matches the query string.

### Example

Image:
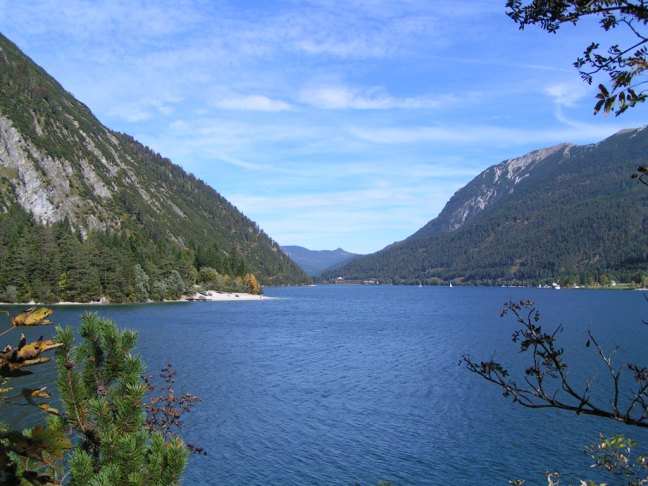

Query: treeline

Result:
[0,207,262,303]
[322,216,648,287]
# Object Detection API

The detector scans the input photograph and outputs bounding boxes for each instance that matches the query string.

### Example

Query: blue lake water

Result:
[4,285,648,485]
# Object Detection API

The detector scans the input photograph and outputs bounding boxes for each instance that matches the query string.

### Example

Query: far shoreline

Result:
[0,290,276,306]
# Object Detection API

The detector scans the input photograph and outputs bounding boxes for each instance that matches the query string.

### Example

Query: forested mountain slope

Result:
[0,33,307,302]
[323,127,648,285]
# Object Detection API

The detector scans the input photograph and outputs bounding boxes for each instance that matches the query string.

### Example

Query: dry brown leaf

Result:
[22,387,52,406]
[14,340,62,362]
[3,357,51,369]
[11,307,54,327]
[30,387,51,399]
[37,403,60,416]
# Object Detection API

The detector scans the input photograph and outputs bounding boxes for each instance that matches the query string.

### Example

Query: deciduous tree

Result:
[243,273,262,295]
[506,0,648,115]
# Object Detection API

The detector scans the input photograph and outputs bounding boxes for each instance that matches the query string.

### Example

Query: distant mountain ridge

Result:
[0,33,307,302]
[281,246,362,276]
[323,127,648,285]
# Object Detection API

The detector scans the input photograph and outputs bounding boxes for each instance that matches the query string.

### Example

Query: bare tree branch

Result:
[462,300,648,428]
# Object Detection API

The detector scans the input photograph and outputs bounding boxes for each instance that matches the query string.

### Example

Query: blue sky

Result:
[1,1,646,254]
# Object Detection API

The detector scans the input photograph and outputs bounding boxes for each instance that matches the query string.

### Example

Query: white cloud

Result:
[348,122,631,147]
[293,37,390,58]
[2,0,203,45]
[299,85,450,110]
[107,97,180,122]
[213,95,293,112]
[169,120,191,132]
[217,154,267,171]
[4,0,647,254]
[543,81,590,108]
[227,182,456,253]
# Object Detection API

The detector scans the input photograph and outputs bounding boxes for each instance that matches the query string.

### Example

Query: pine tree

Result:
[55,314,188,485]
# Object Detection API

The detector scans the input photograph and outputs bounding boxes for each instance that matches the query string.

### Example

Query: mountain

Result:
[323,127,648,285]
[0,33,307,302]
[281,246,362,276]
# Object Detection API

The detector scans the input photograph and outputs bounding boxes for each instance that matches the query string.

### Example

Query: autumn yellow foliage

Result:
[243,273,262,294]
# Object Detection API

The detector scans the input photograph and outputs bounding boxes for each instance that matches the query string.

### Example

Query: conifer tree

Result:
[55,314,188,485]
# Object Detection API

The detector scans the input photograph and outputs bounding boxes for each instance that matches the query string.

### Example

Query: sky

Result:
[0,1,646,254]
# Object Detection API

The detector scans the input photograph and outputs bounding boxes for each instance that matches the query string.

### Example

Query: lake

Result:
[4,285,648,485]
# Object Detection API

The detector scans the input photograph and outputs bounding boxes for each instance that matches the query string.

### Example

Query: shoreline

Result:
[183,290,275,302]
[0,290,276,306]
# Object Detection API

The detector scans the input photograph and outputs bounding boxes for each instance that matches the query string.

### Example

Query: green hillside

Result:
[323,128,648,286]
[0,33,308,302]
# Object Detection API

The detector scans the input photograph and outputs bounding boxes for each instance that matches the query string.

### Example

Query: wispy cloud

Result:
[348,122,631,147]
[107,96,181,122]
[2,0,203,43]
[299,85,453,110]
[217,154,268,171]
[3,0,647,254]
[213,95,294,112]
[544,80,590,108]
[227,185,454,253]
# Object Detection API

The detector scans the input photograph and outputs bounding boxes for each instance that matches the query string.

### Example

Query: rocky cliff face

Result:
[0,33,307,285]
[411,142,575,239]
[443,143,574,232]
[0,113,110,235]
[0,108,198,240]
